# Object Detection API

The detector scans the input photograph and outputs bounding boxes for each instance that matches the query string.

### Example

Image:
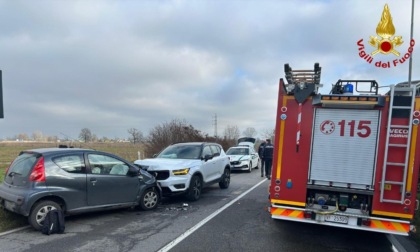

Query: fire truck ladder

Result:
[380,84,417,203]
[284,63,322,151]
[284,63,322,103]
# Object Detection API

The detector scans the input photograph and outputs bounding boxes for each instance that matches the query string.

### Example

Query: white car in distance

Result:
[226,137,259,173]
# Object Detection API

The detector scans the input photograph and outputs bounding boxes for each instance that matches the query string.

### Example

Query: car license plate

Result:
[325,214,348,224]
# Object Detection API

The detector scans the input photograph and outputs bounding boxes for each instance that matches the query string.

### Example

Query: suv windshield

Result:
[157,145,202,159]
[5,152,38,185]
[227,148,249,155]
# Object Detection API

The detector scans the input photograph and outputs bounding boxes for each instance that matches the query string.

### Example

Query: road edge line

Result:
[0,226,30,237]
[157,178,268,252]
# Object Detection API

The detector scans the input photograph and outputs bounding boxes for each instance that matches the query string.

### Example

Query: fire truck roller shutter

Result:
[309,108,380,189]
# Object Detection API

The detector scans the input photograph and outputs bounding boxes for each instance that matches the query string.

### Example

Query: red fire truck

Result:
[269,63,420,236]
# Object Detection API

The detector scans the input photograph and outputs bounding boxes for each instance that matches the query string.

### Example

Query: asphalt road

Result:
[0,169,395,252]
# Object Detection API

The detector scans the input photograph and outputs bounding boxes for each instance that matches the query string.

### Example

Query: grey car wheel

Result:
[28,200,61,231]
[139,188,159,210]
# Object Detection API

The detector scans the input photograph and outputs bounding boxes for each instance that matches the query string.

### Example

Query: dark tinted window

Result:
[53,155,85,174]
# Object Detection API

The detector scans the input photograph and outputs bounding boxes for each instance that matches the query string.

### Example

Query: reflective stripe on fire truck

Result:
[270,206,304,219]
[271,199,306,207]
[406,98,420,193]
[370,219,410,233]
[271,205,411,235]
[372,209,413,219]
[296,103,302,146]
[276,96,291,179]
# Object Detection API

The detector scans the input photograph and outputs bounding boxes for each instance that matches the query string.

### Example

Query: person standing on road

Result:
[258,140,266,177]
[263,139,274,179]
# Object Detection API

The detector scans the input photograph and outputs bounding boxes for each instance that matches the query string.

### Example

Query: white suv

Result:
[134,142,231,201]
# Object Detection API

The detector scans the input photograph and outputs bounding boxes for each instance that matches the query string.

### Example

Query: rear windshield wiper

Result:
[8,172,22,177]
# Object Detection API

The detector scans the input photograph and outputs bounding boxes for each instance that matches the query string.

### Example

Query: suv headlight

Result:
[172,168,190,175]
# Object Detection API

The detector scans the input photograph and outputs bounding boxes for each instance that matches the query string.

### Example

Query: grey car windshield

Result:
[157,145,202,159]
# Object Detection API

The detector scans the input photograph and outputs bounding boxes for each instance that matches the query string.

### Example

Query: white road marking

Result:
[0,226,30,237]
[158,178,268,252]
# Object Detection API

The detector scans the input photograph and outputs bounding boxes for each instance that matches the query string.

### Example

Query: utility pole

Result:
[213,113,218,138]
[408,0,415,86]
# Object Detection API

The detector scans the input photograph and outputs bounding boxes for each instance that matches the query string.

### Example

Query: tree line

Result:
[8,118,275,157]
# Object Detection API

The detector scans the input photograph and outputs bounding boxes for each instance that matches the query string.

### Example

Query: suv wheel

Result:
[248,162,252,173]
[139,187,159,210]
[219,168,230,189]
[28,200,61,231]
[186,175,202,201]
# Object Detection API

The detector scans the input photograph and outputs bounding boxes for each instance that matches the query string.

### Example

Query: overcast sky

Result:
[0,0,419,140]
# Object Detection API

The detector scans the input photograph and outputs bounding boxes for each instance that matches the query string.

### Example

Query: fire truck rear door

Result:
[309,108,380,189]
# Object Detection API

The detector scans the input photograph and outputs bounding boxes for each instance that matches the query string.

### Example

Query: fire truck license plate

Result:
[325,215,348,224]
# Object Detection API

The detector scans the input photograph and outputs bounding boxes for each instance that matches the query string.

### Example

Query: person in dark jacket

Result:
[258,140,266,177]
[263,139,274,179]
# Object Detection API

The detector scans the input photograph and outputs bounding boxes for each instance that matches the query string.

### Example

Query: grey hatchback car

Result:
[0,148,160,230]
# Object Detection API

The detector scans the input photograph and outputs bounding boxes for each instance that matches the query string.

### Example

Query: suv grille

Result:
[153,170,170,180]
[230,161,240,165]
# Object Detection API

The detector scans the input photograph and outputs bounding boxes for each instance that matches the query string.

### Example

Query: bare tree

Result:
[222,125,240,147]
[223,125,240,141]
[47,135,58,142]
[79,128,93,142]
[128,128,143,144]
[145,119,204,157]
[242,127,257,138]
[100,136,111,143]
[32,131,44,141]
[261,128,275,142]
[16,133,29,141]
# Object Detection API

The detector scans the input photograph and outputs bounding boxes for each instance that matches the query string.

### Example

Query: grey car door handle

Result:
[90,178,97,186]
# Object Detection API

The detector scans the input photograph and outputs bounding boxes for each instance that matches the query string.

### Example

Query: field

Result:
[0,141,144,233]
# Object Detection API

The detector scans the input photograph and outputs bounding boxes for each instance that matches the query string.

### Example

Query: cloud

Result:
[0,0,418,140]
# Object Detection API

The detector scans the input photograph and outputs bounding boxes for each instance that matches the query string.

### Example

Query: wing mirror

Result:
[203,154,213,161]
[127,169,139,177]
